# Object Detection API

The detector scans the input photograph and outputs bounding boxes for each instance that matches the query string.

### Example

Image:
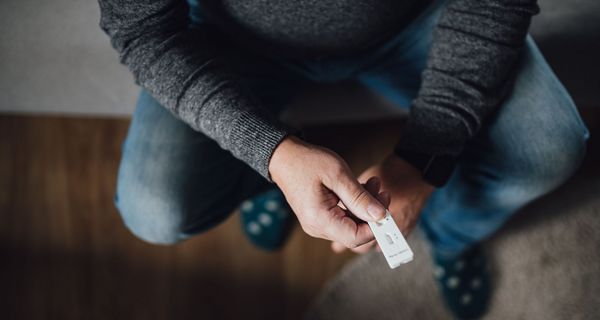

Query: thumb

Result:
[331,171,386,221]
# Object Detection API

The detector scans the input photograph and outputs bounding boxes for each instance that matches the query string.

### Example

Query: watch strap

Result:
[393,147,457,187]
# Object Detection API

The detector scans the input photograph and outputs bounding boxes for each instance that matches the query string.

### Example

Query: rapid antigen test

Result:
[368,210,414,269]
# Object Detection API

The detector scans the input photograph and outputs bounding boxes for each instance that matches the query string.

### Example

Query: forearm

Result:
[98,0,289,179]
[396,0,540,156]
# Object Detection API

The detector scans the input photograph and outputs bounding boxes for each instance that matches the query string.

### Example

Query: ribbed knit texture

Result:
[98,0,539,179]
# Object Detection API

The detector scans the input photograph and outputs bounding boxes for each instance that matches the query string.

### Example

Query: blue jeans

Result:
[115,0,589,254]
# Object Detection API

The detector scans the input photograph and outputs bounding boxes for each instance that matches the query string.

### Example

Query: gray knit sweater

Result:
[98,0,539,180]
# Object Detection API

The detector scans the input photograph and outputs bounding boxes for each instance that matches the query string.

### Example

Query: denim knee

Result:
[495,108,588,195]
[114,184,189,245]
[462,104,589,215]
[532,126,587,188]
[498,36,590,191]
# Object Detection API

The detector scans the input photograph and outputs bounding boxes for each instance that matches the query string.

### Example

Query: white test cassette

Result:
[368,210,414,269]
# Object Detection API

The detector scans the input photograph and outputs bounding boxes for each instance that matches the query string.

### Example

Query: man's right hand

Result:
[269,136,387,249]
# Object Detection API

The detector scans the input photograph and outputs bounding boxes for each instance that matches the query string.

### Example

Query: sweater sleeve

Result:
[395,0,540,157]
[98,0,290,180]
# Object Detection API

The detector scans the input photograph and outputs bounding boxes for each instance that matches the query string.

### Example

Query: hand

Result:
[269,136,387,249]
[331,154,435,254]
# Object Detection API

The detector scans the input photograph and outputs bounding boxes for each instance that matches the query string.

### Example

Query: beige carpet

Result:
[306,176,600,320]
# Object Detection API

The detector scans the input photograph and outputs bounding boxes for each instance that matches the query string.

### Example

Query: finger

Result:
[331,241,346,253]
[330,171,386,222]
[332,186,388,252]
[338,176,381,220]
[349,191,388,253]
[364,176,381,195]
[333,239,374,254]
[377,190,391,208]
[351,239,377,254]
[339,176,379,212]
[323,206,374,248]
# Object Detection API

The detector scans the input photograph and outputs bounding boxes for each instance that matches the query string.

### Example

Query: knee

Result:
[458,128,586,212]
[492,36,590,190]
[115,183,188,245]
[498,111,588,192]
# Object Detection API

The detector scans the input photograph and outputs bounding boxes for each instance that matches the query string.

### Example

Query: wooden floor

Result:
[0,115,407,320]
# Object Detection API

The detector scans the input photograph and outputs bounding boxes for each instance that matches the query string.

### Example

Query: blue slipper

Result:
[432,245,491,319]
[239,188,294,251]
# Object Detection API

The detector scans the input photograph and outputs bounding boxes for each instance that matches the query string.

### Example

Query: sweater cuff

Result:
[395,105,471,157]
[230,110,291,181]
[393,106,470,187]
[196,84,292,182]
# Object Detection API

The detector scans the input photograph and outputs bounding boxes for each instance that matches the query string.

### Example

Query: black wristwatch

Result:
[393,147,457,188]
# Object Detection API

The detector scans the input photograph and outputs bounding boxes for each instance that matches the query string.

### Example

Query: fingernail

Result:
[367,203,385,220]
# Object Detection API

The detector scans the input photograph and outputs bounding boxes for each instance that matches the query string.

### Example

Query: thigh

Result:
[459,36,589,196]
[424,36,589,233]
[419,37,589,253]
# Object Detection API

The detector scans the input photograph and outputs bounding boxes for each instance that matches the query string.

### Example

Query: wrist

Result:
[384,155,435,195]
[268,135,304,184]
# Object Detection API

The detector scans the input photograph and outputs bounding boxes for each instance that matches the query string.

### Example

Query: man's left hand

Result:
[331,154,435,254]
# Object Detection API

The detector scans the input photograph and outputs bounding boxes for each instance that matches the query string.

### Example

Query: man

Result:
[99,0,589,317]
